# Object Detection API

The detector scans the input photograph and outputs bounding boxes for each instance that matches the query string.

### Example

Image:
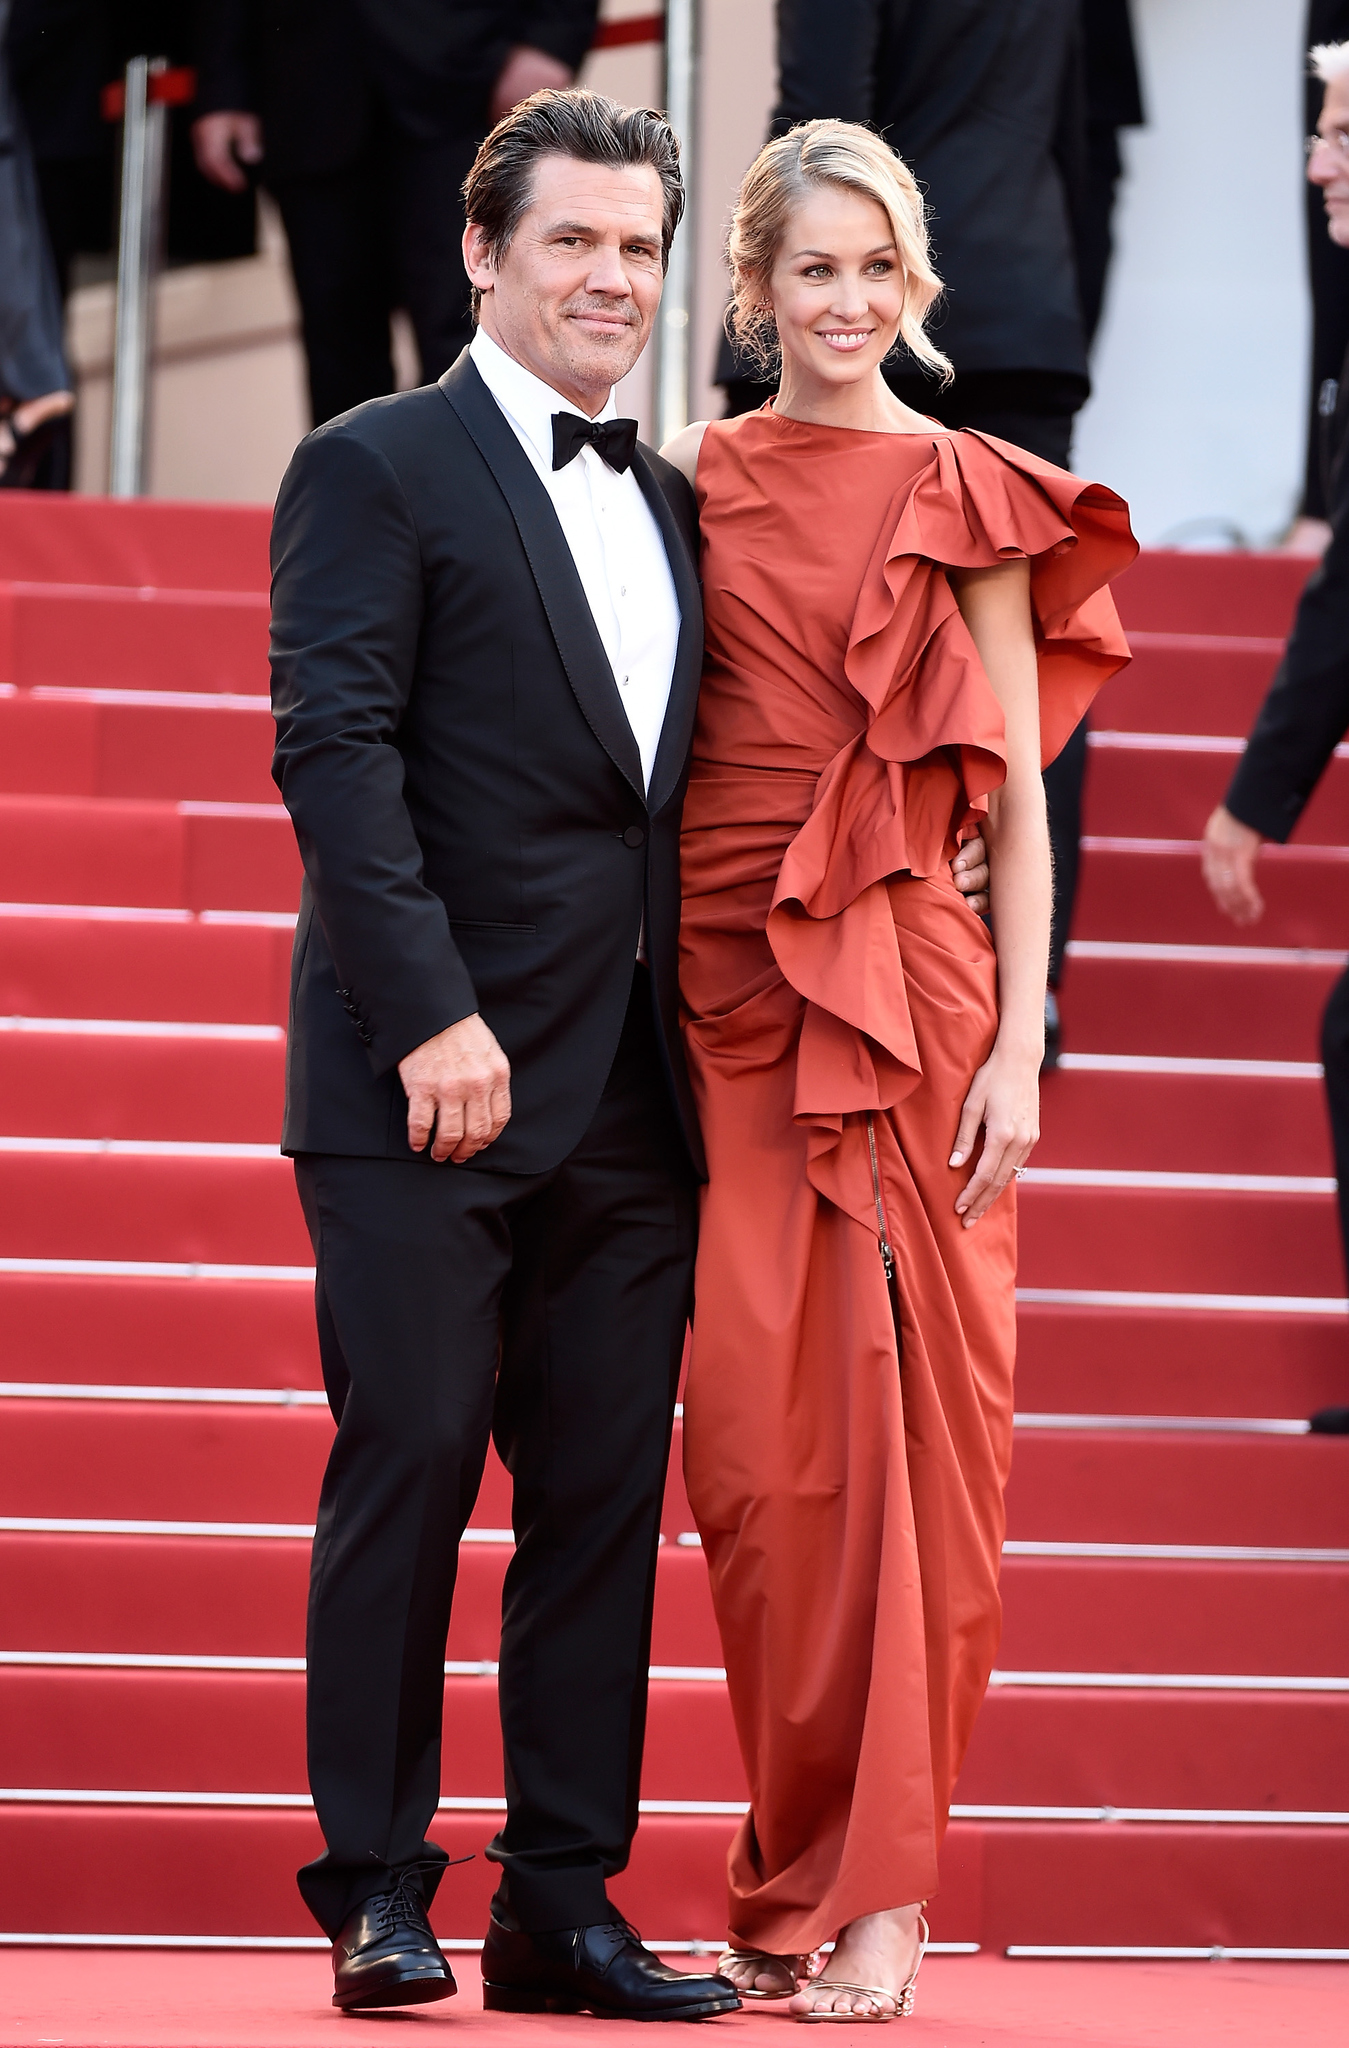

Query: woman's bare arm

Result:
[660,419,710,484]
[944,557,1050,1224]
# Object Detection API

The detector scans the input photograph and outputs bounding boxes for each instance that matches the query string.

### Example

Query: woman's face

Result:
[764,185,906,388]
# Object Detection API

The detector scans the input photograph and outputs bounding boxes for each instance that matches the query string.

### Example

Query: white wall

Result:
[1074,0,1311,547]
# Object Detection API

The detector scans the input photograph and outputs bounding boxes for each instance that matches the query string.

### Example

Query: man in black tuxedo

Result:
[268,89,739,2016]
[1202,42,1349,1436]
[191,1,599,424]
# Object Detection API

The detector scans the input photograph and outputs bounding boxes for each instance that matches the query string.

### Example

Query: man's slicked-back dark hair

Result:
[462,88,685,316]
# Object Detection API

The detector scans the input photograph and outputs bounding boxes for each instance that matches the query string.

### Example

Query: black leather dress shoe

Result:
[480,1912,740,2019]
[331,1872,457,2011]
[1309,1405,1349,1434]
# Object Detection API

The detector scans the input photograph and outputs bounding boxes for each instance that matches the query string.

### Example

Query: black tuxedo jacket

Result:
[269,350,706,1178]
[193,0,600,181]
[1226,339,1349,844]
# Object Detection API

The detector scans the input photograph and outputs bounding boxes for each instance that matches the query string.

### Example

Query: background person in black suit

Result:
[267,87,741,2018]
[1203,40,1349,1437]
[191,1,599,425]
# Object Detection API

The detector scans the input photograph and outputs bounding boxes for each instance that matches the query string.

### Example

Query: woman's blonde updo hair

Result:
[727,119,951,384]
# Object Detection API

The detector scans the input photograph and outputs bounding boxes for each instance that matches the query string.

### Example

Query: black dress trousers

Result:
[293,969,697,1939]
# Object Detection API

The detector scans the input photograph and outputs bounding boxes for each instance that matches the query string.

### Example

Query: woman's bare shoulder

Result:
[659,419,712,485]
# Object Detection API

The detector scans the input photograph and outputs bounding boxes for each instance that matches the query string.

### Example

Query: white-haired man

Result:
[1202,40,1349,1434]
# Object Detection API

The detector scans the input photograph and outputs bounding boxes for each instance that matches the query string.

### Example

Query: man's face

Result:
[1309,76,1349,248]
[465,154,666,412]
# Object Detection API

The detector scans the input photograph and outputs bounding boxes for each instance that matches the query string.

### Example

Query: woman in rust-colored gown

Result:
[664,123,1135,2021]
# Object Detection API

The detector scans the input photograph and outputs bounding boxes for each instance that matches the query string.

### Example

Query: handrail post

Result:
[109,55,169,498]
[656,0,698,448]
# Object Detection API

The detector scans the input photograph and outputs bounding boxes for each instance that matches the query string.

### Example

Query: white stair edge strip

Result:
[9,1520,1344,1565]
[0,1015,284,1041]
[1007,1946,1349,1962]
[1080,835,1349,859]
[29,685,271,710]
[3,1650,1338,1692]
[0,1931,982,1954]
[1021,1166,1336,1193]
[177,801,287,820]
[1088,731,1245,754]
[0,900,298,928]
[1002,1539,1349,1563]
[3,577,268,604]
[1012,1413,1310,1435]
[1122,629,1285,652]
[0,1258,314,1281]
[1016,1286,1349,1314]
[1,1788,1343,1827]
[0,1135,283,1158]
[0,1652,728,1681]
[1056,1051,1323,1079]
[0,1383,329,1406]
[1067,938,1348,966]
[679,1532,1349,1563]
[0,1385,1309,1434]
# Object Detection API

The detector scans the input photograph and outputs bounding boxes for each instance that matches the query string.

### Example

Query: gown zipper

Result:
[865,1111,897,1288]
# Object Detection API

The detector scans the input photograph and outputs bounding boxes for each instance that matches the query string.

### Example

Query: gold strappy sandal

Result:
[794,1913,929,2023]
[717,1948,810,2000]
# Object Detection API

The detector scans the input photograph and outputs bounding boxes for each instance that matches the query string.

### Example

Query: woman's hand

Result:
[949,1044,1040,1226]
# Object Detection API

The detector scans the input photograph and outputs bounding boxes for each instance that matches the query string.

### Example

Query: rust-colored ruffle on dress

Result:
[679,411,1136,1954]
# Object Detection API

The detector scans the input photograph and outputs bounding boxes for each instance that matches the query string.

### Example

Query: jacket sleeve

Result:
[270,426,480,1075]
[513,1,602,72]
[1224,515,1349,840]
[192,0,259,116]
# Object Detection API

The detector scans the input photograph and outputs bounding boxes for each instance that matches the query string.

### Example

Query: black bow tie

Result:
[551,413,639,474]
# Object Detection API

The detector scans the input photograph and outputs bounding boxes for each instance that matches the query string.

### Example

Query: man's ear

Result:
[463,222,495,295]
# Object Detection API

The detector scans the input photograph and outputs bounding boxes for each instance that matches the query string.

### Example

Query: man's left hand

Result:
[491,45,575,120]
[952,832,989,914]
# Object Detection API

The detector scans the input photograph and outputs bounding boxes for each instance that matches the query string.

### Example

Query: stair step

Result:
[1018,1179,1343,1298]
[1092,638,1281,738]
[0,1272,320,1387]
[1,585,269,694]
[1013,1298,1347,1419]
[0,904,293,1025]
[1,1665,1344,1812]
[0,1804,1343,1949]
[3,1403,1344,1549]
[1111,551,1310,638]
[0,1149,312,1265]
[1037,1062,1331,1174]
[0,690,276,805]
[1084,732,1349,843]
[1057,942,1343,1062]
[1075,840,1349,950]
[0,795,299,913]
[0,496,270,593]
[4,1531,1344,1678]
[0,1024,285,1143]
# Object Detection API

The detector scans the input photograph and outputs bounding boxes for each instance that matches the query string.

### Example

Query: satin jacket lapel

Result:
[439,354,645,801]
[632,447,704,818]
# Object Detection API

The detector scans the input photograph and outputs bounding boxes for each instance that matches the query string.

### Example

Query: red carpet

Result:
[0,1951,1342,2047]
[0,495,1346,1970]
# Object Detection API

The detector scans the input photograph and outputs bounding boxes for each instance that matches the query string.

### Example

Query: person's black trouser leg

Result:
[273,162,395,427]
[1321,962,1349,1287]
[1044,712,1089,986]
[293,973,696,1940]
[388,128,479,384]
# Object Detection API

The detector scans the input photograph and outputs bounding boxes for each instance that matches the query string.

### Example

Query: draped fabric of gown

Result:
[679,410,1136,1954]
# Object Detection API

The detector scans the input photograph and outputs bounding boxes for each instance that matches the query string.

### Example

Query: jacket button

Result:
[622,825,646,849]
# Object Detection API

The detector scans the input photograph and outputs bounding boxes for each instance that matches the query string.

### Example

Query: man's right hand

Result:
[192,111,264,192]
[398,1014,512,1163]
[1202,804,1265,925]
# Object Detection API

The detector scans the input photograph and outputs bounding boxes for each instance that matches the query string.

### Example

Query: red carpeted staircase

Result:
[0,497,1345,1961]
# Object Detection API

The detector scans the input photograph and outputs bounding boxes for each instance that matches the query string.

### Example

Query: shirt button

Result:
[620,585,627,596]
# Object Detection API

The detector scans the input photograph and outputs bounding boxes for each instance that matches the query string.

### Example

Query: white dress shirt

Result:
[469,328,680,795]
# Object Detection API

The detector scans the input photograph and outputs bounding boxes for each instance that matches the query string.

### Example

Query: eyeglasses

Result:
[1305,130,1349,162]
